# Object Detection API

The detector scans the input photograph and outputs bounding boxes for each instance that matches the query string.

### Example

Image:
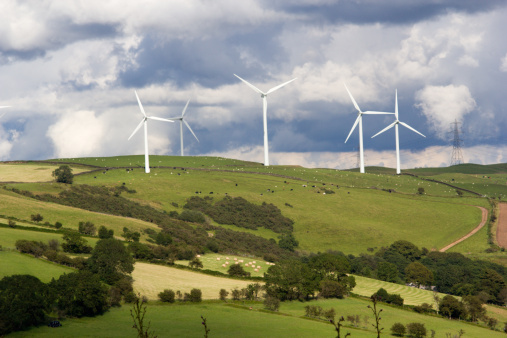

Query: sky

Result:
[1,0,506,170]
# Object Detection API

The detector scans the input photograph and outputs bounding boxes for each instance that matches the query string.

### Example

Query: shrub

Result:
[30,213,43,223]
[54,221,63,229]
[158,289,175,303]
[413,303,433,314]
[391,322,406,336]
[407,322,427,338]
[189,257,203,269]
[264,296,280,311]
[98,226,114,239]
[228,264,250,277]
[219,289,229,301]
[8,219,16,228]
[78,221,97,236]
[319,279,346,299]
[231,288,241,300]
[178,210,206,223]
[189,288,202,302]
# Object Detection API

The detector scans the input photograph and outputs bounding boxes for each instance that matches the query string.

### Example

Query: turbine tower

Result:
[234,74,297,166]
[371,90,425,175]
[168,100,199,156]
[128,91,174,174]
[343,83,393,174]
[450,119,464,166]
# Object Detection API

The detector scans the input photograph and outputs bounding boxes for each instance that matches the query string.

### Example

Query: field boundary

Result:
[439,206,488,252]
[497,203,507,249]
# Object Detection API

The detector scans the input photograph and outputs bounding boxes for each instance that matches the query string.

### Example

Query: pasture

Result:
[132,262,257,300]
[0,163,89,182]
[0,250,73,282]
[176,253,272,277]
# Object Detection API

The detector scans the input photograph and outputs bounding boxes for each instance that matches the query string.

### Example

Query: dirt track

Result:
[440,206,488,252]
[497,203,507,249]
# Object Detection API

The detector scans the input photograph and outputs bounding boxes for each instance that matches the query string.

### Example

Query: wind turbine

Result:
[344,83,393,174]
[371,90,425,175]
[128,91,174,174]
[234,74,297,166]
[167,100,199,156]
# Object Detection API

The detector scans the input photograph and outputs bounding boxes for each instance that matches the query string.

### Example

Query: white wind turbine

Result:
[234,74,297,166]
[344,83,393,174]
[128,91,174,174]
[371,90,425,175]
[168,100,199,156]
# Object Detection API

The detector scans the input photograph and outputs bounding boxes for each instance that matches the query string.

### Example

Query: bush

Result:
[407,322,427,338]
[264,296,280,311]
[219,289,229,301]
[55,221,63,229]
[228,264,251,277]
[98,226,114,239]
[178,210,206,223]
[78,221,96,236]
[189,288,202,302]
[189,257,203,269]
[30,213,43,223]
[413,303,433,314]
[391,322,406,336]
[158,289,175,303]
[319,279,346,299]
[8,219,16,228]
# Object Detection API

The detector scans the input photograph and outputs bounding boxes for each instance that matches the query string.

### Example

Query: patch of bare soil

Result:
[496,203,507,249]
[440,206,488,252]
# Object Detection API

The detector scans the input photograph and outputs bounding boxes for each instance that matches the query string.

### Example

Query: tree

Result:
[78,221,97,236]
[155,232,172,246]
[478,268,506,304]
[462,295,486,322]
[52,165,74,184]
[264,259,318,301]
[189,257,203,269]
[376,261,399,283]
[158,289,175,303]
[439,295,467,319]
[0,275,51,335]
[189,288,202,302]
[278,233,299,252]
[391,322,406,336]
[319,279,346,299]
[405,261,433,287]
[219,289,229,301]
[61,232,92,253]
[417,187,425,195]
[50,270,109,318]
[406,322,426,338]
[228,264,250,277]
[98,226,114,239]
[31,213,43,223]
[123,227,141,242]
[87,238,134,284]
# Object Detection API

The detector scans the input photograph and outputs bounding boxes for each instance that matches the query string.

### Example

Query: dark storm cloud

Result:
[268,0,507,25]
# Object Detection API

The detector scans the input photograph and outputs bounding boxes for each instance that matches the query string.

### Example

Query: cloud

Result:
[415,84,476,139]
[501,53,507,72]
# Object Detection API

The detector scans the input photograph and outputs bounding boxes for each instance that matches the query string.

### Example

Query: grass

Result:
[11,297,506,337]
[132,262,257,300]
[0,250,74,282]
[176,253,272,277]
[0,227,99,249]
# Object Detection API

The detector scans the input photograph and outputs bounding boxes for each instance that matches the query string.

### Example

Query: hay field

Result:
[176,253,272,277]
[0,163,89,182]
[132,262,257,300]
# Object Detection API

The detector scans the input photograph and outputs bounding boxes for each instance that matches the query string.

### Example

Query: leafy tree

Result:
[123,227,141,242]
[0,275,51,335]
[52,165,74,184]
[319,279,346,299]
[219,289,229,301]
[405,261,433,287]
[263,296,280,311]
[439,295,467,319]
[376,261,399,283]
[406,322,427,338]
[129,242,154,260]
[264,259,318,301]
[155,232,172,246]
[31,213,43,223]
[61,232,92,253]
[417,187,425,195]
[386,240,422,262]
[228,264,250,277]
[278,233,299,252]
[462,295,486,322]
[50,270,109,318]
[55,221,63,229]
[189,257,203,269]
[78,221,97,236]
[87,238,134,284]
[158,289,175,303]
[98,226,114,239]
[391,322,406,336]
[189,288,202,302]
[478,268,506,304]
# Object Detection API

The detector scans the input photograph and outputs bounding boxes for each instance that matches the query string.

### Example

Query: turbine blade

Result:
[399,121,426,137]
[362,111,394,115]
[234,74,264,95]
[266,78,297,94]
[184,120,199,142]
[147,116,175,123]
[0,106,11,109]
[345,116,361,143]
[395,89,398,120]
[135,91,147,117]
[343,83,361,112]
[181,99,190,117]
[371,122,396,138]
[128,119,145,140]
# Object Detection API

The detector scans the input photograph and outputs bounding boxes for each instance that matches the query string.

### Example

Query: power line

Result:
[450,119,464,165]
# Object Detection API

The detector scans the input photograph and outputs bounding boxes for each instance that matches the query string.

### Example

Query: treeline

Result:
[1,237,136,336]
[7,185,295,261]
[183,195,294,233]
[348,240,507,305]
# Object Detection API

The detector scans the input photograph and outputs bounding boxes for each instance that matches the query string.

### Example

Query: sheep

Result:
[226,257,229,260]
[234,258,238,261]
[217,257,221,261]
[254,269,258,272]
[253,261,256,264]
[196,254,201,258]
[222,264,226,267]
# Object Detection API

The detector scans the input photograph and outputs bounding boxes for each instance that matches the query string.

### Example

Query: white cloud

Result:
[415,84,476,139]
[501,53,507,72]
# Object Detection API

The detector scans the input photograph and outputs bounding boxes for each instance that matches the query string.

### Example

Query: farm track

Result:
[497,203,507,249]
[439,206,488,252]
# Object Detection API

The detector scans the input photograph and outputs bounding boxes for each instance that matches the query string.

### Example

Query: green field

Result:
[0,250,73,282]
[10,298,505,337]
